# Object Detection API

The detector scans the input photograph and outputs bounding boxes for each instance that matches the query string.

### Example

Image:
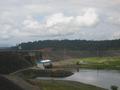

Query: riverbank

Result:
[53,56,120,70]
[4,74,107,90]
[14,69,73,79]
[30,79,107,90]
[10,69,108,90]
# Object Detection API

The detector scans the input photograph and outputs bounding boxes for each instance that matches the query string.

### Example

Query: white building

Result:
[37,59,52,69]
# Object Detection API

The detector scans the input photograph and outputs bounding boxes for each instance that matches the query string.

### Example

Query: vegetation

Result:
[0,75,23,90]
[0,74,106,90]
[12,39,120,50]
[54,56,120,69]
[31,80,107,90]
[0,52,33,74]
[17,69,73,79]
[0,51,109,90]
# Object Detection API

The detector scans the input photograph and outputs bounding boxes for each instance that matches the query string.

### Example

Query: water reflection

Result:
[65,69,120,90]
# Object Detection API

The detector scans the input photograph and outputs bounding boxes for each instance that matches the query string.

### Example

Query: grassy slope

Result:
[16,69,73,79]
[54,56,120,69]
[32,80,107,90]
[0,53,33,74]
[0,75,23,90]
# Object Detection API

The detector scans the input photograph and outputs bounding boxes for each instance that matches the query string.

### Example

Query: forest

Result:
[12,39,120,51]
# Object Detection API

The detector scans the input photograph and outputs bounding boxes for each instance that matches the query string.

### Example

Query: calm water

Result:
[37,69,120,90]
[65,69,120,90]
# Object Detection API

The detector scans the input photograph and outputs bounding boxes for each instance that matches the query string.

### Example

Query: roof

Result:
[40,60,51,63]
[37,59,51,64]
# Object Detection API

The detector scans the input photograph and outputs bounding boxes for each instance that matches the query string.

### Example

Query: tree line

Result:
[11,39,120,51]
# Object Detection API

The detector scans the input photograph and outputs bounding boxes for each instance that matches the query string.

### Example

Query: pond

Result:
[65,69,120,90]
[37,69,120,90]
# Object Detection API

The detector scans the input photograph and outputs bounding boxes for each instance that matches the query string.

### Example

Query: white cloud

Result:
[46,8,99,27]
[20,8,99,38]
[108,15,120,25]
[75,8,99,27]
[23,4,54,15]
[23,16,40,29]
[0,0,120,46]
[111,31,120,39]
[46,13,74,27]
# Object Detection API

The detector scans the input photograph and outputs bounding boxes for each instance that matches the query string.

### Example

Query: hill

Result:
[0,75,23,90]
[0,52,33,74]
[12,39,120,51]
[10,39,120,60]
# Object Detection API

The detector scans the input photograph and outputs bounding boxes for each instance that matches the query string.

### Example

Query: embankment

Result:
[42,50,120,61]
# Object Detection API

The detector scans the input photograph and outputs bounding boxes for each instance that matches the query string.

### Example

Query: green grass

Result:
[54,56,120,69]
[16,69,73,79]
[77,57,120,64]
[33,80,106,90]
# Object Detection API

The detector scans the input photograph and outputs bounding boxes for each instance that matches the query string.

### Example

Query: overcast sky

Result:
[0,0,120,46]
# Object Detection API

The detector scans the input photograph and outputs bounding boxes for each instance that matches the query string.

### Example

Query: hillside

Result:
[0,75,23,90]
[12,39,120,50]
[0,52,33,74]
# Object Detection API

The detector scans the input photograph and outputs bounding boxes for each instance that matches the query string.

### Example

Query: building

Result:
[37,59,52,69]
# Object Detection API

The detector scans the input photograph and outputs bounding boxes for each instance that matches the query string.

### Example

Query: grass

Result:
[0,75,23,90]
[0,53,32,74]
[31,80,107,90]
[53,56,120,69]
[16,69,73,79]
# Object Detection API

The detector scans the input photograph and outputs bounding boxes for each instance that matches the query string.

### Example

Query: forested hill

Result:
[12,39,120,51]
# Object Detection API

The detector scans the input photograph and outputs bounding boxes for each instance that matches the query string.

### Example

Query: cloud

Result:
[23,4,54,15]
[20,8,99,38]
[46,13,74,27]
[0,0,120,46]
[75,8,99,27]
[111,31,120,39]
[46,8,99,27]
[108,15,120,25]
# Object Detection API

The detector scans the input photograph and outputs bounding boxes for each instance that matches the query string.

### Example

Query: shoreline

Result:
[30,79,107,90]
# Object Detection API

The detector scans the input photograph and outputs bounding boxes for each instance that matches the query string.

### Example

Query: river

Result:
[37,69,120,90]
[65,69,120,90]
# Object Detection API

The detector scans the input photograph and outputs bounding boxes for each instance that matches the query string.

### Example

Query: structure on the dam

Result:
[37,59,52,69]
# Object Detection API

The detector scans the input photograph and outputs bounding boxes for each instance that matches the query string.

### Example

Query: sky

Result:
[0,0,120,46]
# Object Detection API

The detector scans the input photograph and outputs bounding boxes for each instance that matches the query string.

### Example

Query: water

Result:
[37,69,120,90]
[65,69,120,90]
